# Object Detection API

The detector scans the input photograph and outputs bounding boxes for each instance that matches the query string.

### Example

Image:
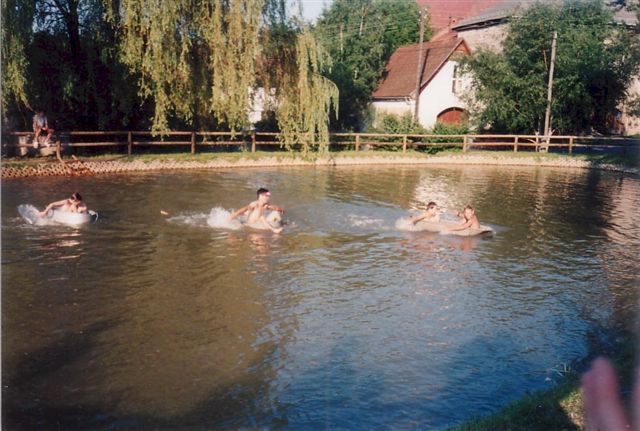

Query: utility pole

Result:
[414,8,426,123]
[542,31,557,152]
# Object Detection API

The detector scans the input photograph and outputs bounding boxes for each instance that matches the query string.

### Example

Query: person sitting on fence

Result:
[410,201,440,225]
[449,205,480,231]
[38,192,87,217]
[33,109,54,146]
[229,188,284,233]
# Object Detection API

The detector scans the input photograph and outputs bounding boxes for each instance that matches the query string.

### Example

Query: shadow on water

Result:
[447,323,637,430]
[2,318,289,430]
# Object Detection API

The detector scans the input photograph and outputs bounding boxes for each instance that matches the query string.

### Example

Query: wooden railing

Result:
[3,131,638,156]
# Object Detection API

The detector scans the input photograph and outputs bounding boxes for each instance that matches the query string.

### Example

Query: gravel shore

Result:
[2,153,637,178]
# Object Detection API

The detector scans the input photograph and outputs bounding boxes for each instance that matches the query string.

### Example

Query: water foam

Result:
[395,216,420,231]
[18,204,55,226]
[346,214,387,229]
[206,207,243,230]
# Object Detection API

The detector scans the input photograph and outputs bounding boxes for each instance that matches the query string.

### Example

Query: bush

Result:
[370,112,427,135]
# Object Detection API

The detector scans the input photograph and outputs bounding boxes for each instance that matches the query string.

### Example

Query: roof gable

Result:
[373,37,469,99]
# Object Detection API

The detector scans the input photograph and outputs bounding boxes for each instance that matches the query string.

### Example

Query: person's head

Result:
[257,188,271,203]
[36,109,44,116]
[70,192,82,202]
[463,204,475,218]
[426,201,438,214]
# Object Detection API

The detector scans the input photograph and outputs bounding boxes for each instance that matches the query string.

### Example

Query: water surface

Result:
[2,165,638,430]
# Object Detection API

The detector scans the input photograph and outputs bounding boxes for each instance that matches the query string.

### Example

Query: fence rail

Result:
[3,131,638,157]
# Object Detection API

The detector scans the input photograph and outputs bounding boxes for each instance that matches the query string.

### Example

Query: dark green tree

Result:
[314,0,425,131]
[462,0,640,134]
[1,0,146,130]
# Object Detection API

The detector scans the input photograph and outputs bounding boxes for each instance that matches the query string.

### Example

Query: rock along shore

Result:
[1,154,637,179]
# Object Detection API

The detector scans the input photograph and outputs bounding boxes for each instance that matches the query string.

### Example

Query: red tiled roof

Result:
[417,0,507,31]
[373,36,469,99]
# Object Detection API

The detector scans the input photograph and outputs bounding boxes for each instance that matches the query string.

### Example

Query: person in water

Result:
[410,201,440,225]
[38,192,87,216]
[449,204,480,231]
[229,188,284,233]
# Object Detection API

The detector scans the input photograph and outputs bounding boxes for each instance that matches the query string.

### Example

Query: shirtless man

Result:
[410,201,440,225]
[33,109,54,146]
[229,188,284,233]
[38,192,87,217]
[449,204,480,231]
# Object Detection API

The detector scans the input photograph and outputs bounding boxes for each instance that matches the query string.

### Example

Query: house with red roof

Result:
[445,0,640,134]
[371,35,470,128]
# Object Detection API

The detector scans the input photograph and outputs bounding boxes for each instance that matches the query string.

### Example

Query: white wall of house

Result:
[248,87,277,125]
[417,60,467,128]
[371,99,414,120]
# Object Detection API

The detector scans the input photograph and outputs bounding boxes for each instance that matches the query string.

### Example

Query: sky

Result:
[297,0,333,23]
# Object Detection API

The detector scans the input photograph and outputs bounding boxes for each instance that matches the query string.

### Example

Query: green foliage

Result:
[462,0,640,134]
[1,0,148,130]
[371,112,427,134]
[1,0,34,113]
[274,31,339,153]
[1,0,338,152]
[314,0,425,131]
[429,121,470,136]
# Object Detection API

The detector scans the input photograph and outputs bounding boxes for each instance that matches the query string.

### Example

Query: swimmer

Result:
[229,188,284,233]
[449,204,480,231]
[409,201,440,225]
[38,192,88,217]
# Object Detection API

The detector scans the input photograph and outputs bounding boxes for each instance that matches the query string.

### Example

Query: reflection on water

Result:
[2,166,639,430]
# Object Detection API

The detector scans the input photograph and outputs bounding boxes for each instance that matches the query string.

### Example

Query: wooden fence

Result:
[3,131,638,157]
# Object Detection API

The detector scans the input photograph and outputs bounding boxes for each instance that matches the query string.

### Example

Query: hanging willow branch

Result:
[202,0,262,130]
[116,0,337,146]
[276,30,338,154]
[1,0,33,111]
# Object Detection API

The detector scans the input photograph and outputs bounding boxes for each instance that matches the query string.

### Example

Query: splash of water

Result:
[18,204,54,226]
[395,217,420,231]
[346,214,387,229]
[206,207,243,230]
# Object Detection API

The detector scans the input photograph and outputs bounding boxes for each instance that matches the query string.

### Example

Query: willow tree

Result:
[1,0,34,113]
[117,0,338,152]
[271,30,338,152]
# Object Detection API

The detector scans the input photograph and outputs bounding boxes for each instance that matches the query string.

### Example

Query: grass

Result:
[448,338,637,431]
[2,148,638,169]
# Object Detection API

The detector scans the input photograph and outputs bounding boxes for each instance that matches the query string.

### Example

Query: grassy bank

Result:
[2,149,638,167]
[2,149,638,179]
[449,338,637,431]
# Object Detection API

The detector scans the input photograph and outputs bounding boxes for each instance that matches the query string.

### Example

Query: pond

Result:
[2,165,639,430]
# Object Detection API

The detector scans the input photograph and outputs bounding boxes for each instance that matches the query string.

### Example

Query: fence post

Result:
[514,136,519,152]
[127,131,132,155]
[402,135,407,153]
[251,131,256,153]
[569,136,574,154]
[463,135,468,152]
[355,134,360,152]
[191,132,196,154]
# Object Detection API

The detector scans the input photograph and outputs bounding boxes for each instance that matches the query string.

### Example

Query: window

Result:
[452,65,461,94]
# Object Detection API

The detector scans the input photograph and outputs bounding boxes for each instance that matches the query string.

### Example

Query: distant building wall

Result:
[455,25,507,52]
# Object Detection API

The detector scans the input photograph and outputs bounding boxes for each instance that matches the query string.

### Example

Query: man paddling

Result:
[229,188,284,233]
[38,192,88,217]
[449,205,480,231]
